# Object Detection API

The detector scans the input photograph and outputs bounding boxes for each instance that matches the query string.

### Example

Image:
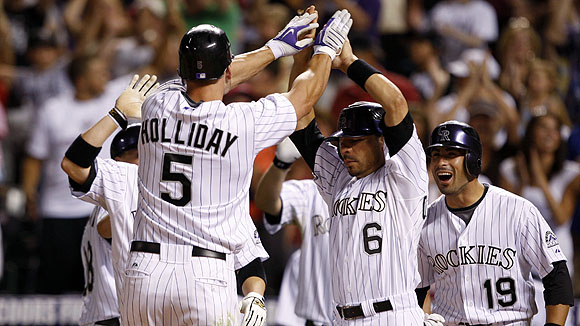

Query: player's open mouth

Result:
[437,172,452,182]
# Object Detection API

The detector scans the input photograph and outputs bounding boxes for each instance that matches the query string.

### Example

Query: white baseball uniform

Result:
[418,185,568,325]
[264,179,333,324]
[79,206,119,326]
[73,157,270,321]
[126,79,296,325]
[313,123,428,325]
[276,249,307,326]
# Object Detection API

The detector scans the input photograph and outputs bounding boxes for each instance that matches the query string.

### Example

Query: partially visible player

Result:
[289,38,443,324]
[255,138,333,325]
[416,120,574,325]
[78,126,140,326]
[62,75,270,326]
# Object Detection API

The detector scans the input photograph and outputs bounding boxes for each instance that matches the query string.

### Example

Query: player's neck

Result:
[445,180,485,209]
[186,79,225,102]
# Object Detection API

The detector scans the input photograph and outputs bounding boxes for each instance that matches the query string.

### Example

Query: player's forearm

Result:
[61,115,118,185]
[364,73,408,126]
[241,276,266,297]
[545,304,570,325]
[285,54,332,121]
[255,165,286,215]
[226,47,275,93]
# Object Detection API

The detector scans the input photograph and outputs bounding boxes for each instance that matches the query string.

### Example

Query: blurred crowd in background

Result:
[0,0,579,304]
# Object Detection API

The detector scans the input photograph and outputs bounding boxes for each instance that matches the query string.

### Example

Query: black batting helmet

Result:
[329,102,385,139]
[178,24,233,81]
[427,121,482,177]
[110,124,140,159]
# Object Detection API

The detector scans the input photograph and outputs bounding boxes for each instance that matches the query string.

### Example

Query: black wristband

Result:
[545,323,561,326]
[273,157,292,170]
[346,59,381,91]
[64,135,102,168]
[108,107,128,130]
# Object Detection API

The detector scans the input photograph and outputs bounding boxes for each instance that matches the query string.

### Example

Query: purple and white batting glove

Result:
[239,292,267,326]
[265,12,319,59]
[313,9,353,60]
[423,313,445,326]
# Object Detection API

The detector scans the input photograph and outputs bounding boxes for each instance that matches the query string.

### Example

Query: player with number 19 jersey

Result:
[135,79,297,253]
[314,123,428,319]
[418,186,568,324]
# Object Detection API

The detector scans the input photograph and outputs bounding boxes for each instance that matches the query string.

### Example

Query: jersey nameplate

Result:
[427,245,517,274]
[141,118,238,157]
[332,191,387,216]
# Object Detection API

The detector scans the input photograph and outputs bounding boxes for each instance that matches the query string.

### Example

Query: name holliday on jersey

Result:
[332,191,387,216]
[428,245,517,274]
[140,118,238,157]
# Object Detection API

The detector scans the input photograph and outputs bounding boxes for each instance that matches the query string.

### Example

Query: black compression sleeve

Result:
[65,135,101,168]
[289,119,325,171]
[68,163,97,193]
[264,200,283,225]
[236,258,266,288]
[415,286,430,307]
[542,260,574,306]
[381,112,415,157]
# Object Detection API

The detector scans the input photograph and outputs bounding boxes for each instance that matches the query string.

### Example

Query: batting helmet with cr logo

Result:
[427,120,482,177]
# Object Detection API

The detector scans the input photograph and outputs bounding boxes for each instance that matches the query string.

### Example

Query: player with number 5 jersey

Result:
[416,121,574,326]
[129,7,352,325]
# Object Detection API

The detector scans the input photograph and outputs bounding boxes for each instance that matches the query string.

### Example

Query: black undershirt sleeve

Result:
[263,200,283,225]
[289,119,326,171]
[415,286,430,308]
[542,260,574,306]
[236,258,267,288]
[381,113,414,157]
[68,163,97,193]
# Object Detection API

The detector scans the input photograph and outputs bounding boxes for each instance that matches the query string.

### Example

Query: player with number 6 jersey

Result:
[289,38,437,324]
[416,121,574,325]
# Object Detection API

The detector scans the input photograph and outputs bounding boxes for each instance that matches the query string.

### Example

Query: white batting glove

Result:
[265,12,319,59]
[275,137,301,165]
[313,9,353,60]
[115,74,160,119]
[238,292,266,326]
[424,313,445,326]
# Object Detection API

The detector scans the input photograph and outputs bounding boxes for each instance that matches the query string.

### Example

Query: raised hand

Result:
[115,74,159,119]
[313,9,353,60]
[266,9,319,59]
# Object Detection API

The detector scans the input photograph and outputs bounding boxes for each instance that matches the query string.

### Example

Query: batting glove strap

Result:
[266,12,318,59]
[313,9,353,60]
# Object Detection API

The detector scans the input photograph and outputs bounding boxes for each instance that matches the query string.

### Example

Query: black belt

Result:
[130,241,226,261]
[336,299,393,320]
[95,317,120,326]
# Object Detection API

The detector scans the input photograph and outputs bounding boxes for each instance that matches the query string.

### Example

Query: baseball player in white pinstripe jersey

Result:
[80,206,119,326]
[289,39,445,325]
[255,138,333,325]
[62,74,276,326]
[416,120,574,326]
[120,7,351,324]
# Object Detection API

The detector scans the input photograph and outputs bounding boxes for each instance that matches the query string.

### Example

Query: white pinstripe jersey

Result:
[79,206,119,326]
[313,126,428,309]
[264,179,333,324]
[135,79,296,253]
[74,158,269,310]
[417,185,567,325]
